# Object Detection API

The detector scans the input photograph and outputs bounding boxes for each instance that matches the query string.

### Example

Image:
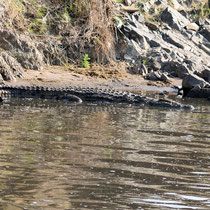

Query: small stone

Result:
[160,73,169,82]
[121,5,139,13]
[124,0,132,6]
[186,23,199,31]
[145,21,159,31]
[146,71,161,81]
[139,64,148,75]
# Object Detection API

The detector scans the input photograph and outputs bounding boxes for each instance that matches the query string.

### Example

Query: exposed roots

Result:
[49,0,116,63]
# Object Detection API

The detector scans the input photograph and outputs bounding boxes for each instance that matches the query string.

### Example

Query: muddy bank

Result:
[0,0,209,99]
[4,66,181,95]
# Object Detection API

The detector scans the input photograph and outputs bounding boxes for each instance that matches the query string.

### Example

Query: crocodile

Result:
[0,84,194,110]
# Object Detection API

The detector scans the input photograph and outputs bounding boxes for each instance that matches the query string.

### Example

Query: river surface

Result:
[0,98,209,209]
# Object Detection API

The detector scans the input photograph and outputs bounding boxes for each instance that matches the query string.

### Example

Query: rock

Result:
[185,86,210,98]
[200,69,210,82]
[169,62,192,78]
[123,40,142,60]
[132,13,145,23]
[148,57,162,71]
[145,21,159,31]
[122,25,151,50]
[171,0,183,9]
[0,73,4,83]
[0,52,23,81]
[184,58,205,73]
[124,0,132,6]
[199,43,210,56]
[185,23,199,31]
[1,52,23,77]
[196,18,205,26]
[160,72,169,82]
[182,73,207,89]
[146,71,161,80]
[118,3,210,84]
[149,40,161,48]
[199,25,210,42]
[146,70,169,82]
[0,28,44,70]
[162,32,184,49]
[161,6,190,30]
[0,56,15,81]
[139,64,148,75]
[121,5,139,13]
[136,0,155,13]
[156,0,183,9]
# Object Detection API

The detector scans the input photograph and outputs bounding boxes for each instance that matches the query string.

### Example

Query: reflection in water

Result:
[0,99,209,209]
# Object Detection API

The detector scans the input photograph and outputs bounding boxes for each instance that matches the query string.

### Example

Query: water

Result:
[0,98,209,209]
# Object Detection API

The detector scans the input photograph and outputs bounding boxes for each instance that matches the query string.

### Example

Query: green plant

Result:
[61,8,72,23]
[37,6,50,17]
[114,16,123,27]
[200,3,210,18]
[81,54,91,68]
[29,18,47,34]
[142,59,147,65]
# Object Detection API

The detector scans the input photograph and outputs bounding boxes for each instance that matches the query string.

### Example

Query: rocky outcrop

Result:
[182,73,208,89]
[116,1,210,85]
[0,52,23,81]
[161,6,190,30]
[113,0,210,100]
[0,28,44,71]
[0,0,209,93]
[182,73,210,98]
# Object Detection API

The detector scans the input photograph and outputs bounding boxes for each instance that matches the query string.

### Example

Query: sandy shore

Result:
[4,66,182,94]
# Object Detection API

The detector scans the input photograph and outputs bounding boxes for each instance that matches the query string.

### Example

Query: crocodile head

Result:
[149,99,195,110]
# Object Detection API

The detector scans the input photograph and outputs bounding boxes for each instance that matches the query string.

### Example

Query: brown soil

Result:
[4,65,182,94]
[68,62,128,79]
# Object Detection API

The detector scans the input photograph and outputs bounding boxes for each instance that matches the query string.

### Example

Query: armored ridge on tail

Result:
[0,84,194,110]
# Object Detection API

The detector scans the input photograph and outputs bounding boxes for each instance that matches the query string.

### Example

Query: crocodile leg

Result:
[60,94,82,103]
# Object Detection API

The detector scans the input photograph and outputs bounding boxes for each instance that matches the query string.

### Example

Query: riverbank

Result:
[4,65,182,95]
[0,0,209,98]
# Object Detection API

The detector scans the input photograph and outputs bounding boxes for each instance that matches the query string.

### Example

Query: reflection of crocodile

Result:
[0,84,194,110]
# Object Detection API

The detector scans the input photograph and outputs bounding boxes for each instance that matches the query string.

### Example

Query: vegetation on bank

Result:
[3,0,210,68]
[5,0,116,65]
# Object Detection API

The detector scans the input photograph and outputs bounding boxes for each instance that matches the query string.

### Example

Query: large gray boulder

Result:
[182,73,208,89]
[185,86,210,98]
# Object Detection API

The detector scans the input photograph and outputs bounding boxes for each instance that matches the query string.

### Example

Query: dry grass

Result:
[68,61,128,79]
[2,0,117,64]
[87,0,115,63]
[49,0,116,63]
[3,0,26,29]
